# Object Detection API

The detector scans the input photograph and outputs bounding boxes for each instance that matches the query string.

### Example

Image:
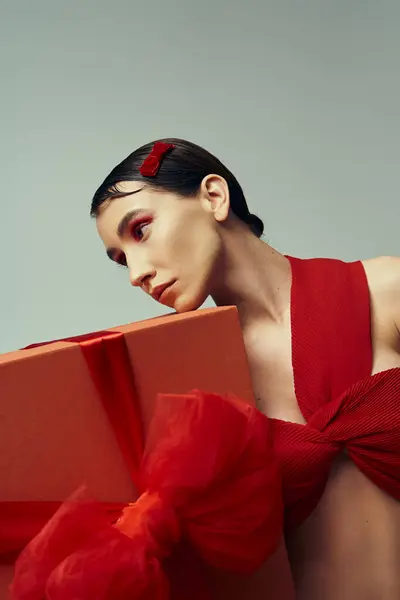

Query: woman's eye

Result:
[131,221,150,242]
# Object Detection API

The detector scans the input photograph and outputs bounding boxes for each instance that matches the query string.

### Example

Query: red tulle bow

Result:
[139,142,175,177]
[10,391,283,600]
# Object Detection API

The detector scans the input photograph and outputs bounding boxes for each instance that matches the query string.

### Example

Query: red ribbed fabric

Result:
[289,256,372,417]
[273,257,400,530]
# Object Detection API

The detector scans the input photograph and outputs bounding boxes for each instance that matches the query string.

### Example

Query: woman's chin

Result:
[173,292,205,314]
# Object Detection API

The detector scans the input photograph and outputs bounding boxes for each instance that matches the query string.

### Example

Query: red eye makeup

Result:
[129,216,152,242]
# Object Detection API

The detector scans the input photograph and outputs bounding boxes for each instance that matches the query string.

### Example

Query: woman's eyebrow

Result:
[116,209,144,238]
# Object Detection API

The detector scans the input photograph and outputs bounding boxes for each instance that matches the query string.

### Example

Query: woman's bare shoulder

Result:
[362,256,400,351]
[362,255,400,302]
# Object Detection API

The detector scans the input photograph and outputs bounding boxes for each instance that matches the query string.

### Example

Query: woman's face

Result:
[96,180,226,313]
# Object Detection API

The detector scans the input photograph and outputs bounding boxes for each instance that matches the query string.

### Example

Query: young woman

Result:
[92,138,400,600]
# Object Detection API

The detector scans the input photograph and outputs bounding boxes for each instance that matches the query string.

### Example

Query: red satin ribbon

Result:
[0,330,144,564]
[9,391,283,600]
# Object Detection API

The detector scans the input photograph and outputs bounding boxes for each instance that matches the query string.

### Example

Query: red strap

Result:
[25,330,144,486]
[289,256,372,419]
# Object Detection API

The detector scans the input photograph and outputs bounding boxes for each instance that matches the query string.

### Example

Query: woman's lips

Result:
[151,281,176,304]
[159,281,176,304]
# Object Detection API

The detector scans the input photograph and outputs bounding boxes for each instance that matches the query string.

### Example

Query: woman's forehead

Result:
[98,185,154,220]
[96,193,149,231]
[96,186,168,235]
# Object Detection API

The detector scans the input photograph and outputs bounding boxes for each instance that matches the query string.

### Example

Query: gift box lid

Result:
[0,306,254,503]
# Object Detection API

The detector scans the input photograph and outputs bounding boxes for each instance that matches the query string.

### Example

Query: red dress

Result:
[274,256,400,530]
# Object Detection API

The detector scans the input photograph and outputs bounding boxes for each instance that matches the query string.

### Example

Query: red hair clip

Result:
[139,142,175,177]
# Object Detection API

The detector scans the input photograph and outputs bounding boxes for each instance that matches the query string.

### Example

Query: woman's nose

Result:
[129,264,156,288]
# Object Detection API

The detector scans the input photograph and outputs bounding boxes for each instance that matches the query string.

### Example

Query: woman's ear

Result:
[199,175,230,224]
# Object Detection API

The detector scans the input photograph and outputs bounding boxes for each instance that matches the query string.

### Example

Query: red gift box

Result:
[0,307,258,598]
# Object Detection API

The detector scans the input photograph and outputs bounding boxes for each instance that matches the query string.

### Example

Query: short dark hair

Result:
[90,138,264,238]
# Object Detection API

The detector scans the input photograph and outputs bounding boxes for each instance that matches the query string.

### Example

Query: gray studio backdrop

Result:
[1,0,399,353]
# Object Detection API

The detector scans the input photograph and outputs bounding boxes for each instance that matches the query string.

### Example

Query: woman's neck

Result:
[211,229,292,326]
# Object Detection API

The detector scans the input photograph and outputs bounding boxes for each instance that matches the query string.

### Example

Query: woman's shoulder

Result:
[361,255,400,354]
[362,255,400,301]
